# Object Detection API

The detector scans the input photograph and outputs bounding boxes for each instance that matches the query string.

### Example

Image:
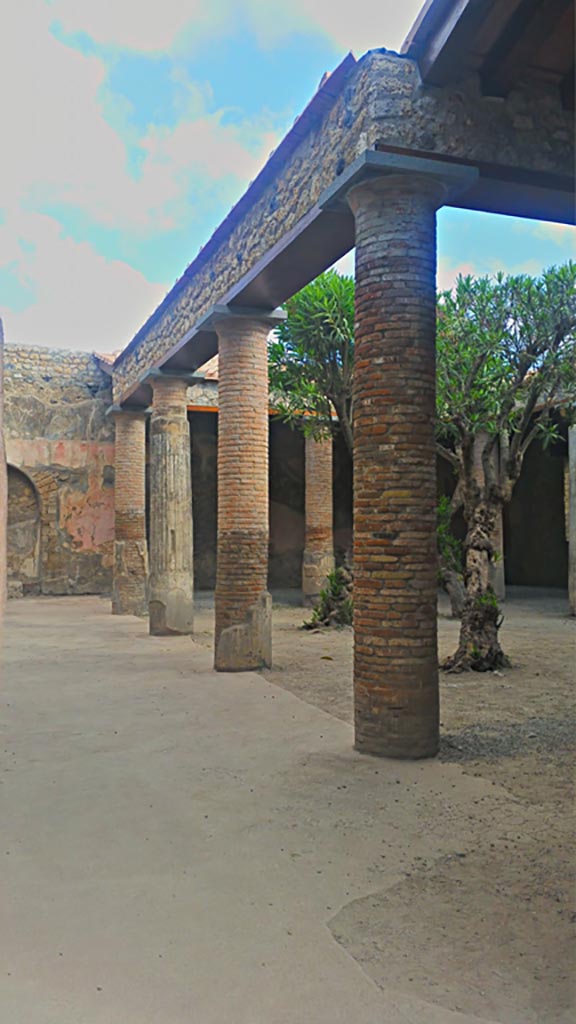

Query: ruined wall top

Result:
[4,344,114,443]
[113,50,574,402]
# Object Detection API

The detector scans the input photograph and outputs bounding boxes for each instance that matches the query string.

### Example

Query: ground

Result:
[2,591,574,1023]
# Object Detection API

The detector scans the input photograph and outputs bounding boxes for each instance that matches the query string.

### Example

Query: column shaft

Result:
[569,426,576,616]
[149,377,194,635]
[347,174,443,759]
[302,434,334,605]
[214,317,271,670]
[112,411,149,616]
[0,319,6,619]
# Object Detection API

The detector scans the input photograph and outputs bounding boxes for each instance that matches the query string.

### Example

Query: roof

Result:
[402,0,574,110]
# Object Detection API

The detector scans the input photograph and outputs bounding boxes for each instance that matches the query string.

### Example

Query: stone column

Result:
[347,174,446,759]
[214,310,281,671]
[111,408,149,617]
[302,434,334,605]
[0,319,6,619]
[148,375,194,635]
[565,425,569,614]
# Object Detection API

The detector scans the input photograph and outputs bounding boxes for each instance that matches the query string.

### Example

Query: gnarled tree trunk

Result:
[443,499,509,672]
[439,565,465,618]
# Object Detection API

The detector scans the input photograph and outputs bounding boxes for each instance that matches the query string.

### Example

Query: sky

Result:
[1,0,574,354]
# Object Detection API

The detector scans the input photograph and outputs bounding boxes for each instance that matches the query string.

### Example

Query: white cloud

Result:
[49,0,424,57]
[0,0,286,348]
[533,222,576,246]
[50,0,209,53]
[0,210,166,351]
[262,0,425,55]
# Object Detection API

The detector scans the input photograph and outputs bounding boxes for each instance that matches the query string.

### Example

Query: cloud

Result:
[50,0,209,53]
[533,222,576,246]
[0,210,165,351]
[0,0,288,346]
[49,0,424,56]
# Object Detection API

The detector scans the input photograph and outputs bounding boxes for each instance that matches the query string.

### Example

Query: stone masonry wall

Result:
[113,50,573,400]
[4,345,115,595]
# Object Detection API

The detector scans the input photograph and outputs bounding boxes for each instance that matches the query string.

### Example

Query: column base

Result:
[112,540,149,617]
[215,592,272,671]
[354,686,439,760]
[149,587,194,636]
[302,548,334,607]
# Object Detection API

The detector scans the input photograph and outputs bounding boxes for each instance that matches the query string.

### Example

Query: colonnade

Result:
[111,164,569,759]
[111,362,336,653]
[109,170,454,759]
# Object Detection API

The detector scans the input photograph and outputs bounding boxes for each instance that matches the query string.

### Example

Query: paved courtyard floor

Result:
[1,595,574,1023]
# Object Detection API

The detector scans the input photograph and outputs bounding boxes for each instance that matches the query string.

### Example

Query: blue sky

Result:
[1,0,574,352]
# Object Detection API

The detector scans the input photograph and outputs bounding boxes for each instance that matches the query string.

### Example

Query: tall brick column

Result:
[347,174,447,759]
[302,434,334,605]
[112,408,149,617]
[214,310,282,671]
[148,375,194,635]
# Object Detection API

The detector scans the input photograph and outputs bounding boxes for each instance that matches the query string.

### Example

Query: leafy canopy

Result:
[436,263,576,454]
[268,269,354,451]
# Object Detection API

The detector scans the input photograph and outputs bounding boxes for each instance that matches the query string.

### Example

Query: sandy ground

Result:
[2,590,575,1023]
[194,587,576,1022]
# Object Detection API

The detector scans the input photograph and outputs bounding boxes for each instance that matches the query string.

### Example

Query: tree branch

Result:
[436,442,460,469]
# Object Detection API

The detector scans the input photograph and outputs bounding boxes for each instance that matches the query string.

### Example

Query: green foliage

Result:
[269,270,355,452]
[436,263,576,451]
[305,568,353,628]
[437,496,462,574]
[474,590,499,611]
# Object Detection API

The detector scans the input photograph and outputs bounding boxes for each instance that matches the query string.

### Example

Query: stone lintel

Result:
[205,304,286,329]
[319,149,479,212]
[145,368,206,385]
[106,403,151,419]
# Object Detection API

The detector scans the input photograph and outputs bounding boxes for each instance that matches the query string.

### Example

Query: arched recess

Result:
[7,466,41,594]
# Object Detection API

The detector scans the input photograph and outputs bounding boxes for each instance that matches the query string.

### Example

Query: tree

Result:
[268,269,354,454]
[270,263,576,669]
[436,264,576,670]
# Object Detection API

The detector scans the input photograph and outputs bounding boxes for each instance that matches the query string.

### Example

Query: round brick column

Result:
[112,409,149,617]
[347,174,446,759]
[302,434,334,605]
[148,376,194,635]
[214,316,272,670]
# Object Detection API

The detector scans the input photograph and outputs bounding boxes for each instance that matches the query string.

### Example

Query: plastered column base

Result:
[302,548,334,606]
[215,592,272,671]
[112,539,149,617]
[149,575,194,636]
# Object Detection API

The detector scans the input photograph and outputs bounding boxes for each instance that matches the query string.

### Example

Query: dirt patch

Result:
[258,588,576,1023]
[193,588,575,1021]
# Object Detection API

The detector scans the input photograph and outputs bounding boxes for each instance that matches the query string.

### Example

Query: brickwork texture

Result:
[348,175,442,759]
[214,317,271,670]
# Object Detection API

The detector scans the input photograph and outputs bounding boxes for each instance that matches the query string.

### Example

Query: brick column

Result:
[112,409,149,616]
[302,434,334,605]
[347,174,446,759]
[565,425,569,614]
[214,313,274,671]
[148,375,194,635]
